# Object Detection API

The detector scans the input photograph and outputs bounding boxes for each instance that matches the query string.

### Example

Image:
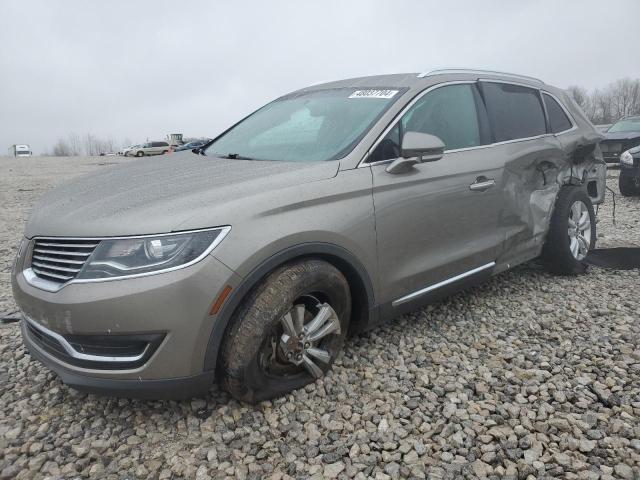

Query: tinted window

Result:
[543,93,572,133]
[369,84,482,162]
[482,82,546,141]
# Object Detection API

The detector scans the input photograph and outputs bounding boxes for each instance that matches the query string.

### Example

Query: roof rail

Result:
[417,69,544,85]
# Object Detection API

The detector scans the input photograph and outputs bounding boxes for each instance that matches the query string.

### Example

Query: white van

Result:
[10,145,32,157]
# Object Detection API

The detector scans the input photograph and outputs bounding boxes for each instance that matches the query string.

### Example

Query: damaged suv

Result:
[12,70,606,403]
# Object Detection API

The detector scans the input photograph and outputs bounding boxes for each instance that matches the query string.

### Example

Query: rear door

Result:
[368,82,505,309]
[478,81,566,265]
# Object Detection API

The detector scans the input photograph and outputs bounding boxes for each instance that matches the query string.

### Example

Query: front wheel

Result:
[220,259,351,403]
[541,186,596,275]
[619,174,640,196]
[135,151,144,157]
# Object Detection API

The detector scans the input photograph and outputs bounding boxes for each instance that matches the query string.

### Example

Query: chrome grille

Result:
[29,238,101,284]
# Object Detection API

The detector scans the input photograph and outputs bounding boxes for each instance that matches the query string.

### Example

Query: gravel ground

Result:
[1,156,639,480]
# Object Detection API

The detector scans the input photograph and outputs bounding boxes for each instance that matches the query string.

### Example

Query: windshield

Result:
[608,117,640,133]
[204,88,402,162]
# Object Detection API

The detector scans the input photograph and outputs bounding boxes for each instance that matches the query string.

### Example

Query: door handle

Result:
[469,177,495,191]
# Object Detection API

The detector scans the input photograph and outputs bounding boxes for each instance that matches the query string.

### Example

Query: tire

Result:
[220,259,351,403]
[619,174,640,196]
[162,150,168,155]
[541,186,596,275]
[135,151,144,157]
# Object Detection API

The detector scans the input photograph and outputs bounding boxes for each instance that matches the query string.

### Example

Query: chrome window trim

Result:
[359,79,578,168]
[392,262,496,307]
[23,226,231,293]
[23,314,149,363]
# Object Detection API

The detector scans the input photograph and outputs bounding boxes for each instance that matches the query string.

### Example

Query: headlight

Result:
[76,226,230,280]
[620,150,634,166]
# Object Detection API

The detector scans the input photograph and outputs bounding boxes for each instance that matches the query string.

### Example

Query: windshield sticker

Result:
[349,89,399,99]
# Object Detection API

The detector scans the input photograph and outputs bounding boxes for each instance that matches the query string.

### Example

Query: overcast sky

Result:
[1,0,638,154]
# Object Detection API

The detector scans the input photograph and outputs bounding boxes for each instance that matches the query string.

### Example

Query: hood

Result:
[25,152,339,238]
[602,131,640,141]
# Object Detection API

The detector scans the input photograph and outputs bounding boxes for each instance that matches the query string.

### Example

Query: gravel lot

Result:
[1,156,639,480]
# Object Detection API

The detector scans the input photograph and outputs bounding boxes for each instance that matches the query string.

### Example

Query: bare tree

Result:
[52,138,72,156]
[571,78,640,125]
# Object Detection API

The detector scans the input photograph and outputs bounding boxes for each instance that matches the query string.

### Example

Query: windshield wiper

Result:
[220,153,254,160]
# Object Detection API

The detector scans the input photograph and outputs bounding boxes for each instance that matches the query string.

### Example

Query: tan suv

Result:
[125,141,170,157]
[12,70,606,402]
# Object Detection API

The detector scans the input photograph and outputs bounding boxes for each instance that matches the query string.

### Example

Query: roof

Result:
[295,69,548,94]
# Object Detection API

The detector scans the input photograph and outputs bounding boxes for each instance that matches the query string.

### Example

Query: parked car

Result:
[600,115,640,164]
[124,141,170,157]
[12,70,606,402]
[119,144,142,156]
[619,146,640,196]
[173,139,211,152]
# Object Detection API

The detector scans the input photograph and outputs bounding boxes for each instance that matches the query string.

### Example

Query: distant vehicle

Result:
[9,144,32,157]
[619,146,640,196]
[119,144,142,156]
[600,116,640,164]
[124,141,170,157]
[173,139,211,152]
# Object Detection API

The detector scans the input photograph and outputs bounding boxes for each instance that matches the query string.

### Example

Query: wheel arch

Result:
[203,242,378,372]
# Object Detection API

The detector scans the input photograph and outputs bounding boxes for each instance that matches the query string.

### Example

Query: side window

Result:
[481,82,546,141]
[402,84,481,150]
[369,84,482,162]
[543,93,573,133]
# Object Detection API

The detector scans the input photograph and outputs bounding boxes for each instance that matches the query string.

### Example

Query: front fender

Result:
[203,242,378,372]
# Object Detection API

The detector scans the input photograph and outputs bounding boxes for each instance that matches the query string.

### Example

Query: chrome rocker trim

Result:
[392,262,496,307]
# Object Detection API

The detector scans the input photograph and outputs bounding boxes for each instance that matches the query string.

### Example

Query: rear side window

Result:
[543,93,573,133]
[481,82,546,142]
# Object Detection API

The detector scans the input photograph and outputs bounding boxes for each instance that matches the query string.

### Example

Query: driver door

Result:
[369,82,505,310]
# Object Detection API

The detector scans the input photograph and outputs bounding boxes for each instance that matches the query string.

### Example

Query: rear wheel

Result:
[541,187,596,275]
[220,259,351,403]
[619,174,640,196]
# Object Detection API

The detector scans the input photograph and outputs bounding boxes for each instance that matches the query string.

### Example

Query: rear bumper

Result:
[22,320,214,399]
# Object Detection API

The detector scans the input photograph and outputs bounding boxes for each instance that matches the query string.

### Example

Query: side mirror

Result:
[386,132,445,174]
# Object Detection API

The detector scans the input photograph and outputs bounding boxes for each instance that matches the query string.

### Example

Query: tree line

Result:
[568,78,640,125]
[48,133,132,156]
[45,78,640,156]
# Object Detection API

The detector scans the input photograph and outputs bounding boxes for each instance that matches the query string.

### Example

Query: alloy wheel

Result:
[567,200,591,261]
[260,294,341,379]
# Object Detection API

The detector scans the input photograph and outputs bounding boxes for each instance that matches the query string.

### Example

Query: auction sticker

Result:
[349,89,398,99]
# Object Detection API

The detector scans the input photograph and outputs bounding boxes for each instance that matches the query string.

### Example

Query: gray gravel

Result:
[1,156,639,480]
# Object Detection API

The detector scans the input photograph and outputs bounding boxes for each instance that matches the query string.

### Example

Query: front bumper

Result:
[12,251,242,398]
[620,163,640,178]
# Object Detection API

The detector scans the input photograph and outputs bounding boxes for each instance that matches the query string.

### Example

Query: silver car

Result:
[12,70,606,402]
[125,141,170,157]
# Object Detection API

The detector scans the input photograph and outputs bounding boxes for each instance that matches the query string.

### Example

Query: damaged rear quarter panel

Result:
[496,92,606,271]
